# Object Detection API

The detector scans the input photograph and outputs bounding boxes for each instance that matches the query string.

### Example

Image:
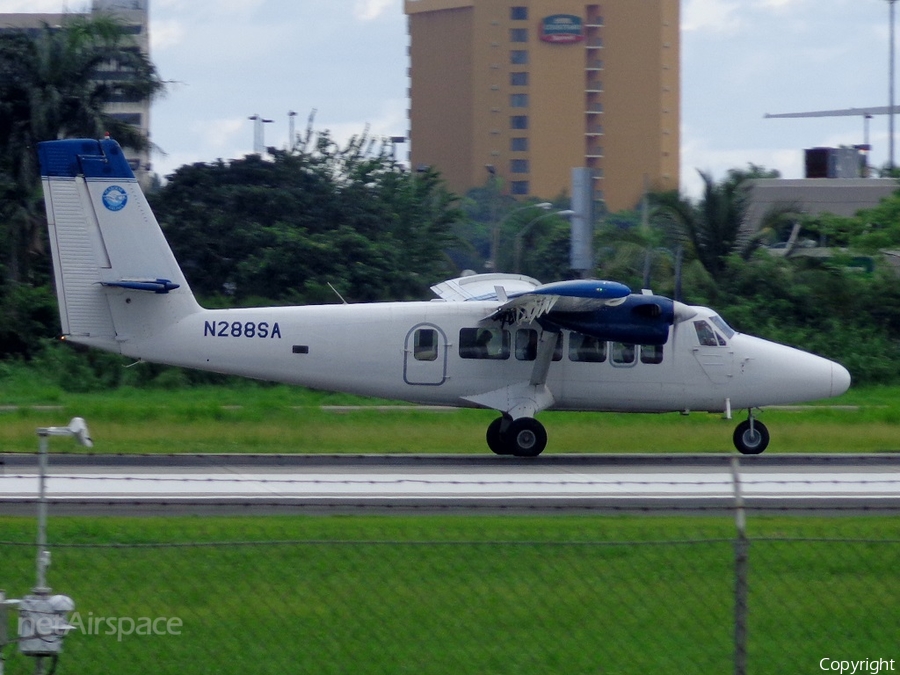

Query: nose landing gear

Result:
[486,415,548,457]
[733,412,769,455]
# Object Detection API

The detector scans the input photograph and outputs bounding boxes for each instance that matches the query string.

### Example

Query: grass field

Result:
[1,364,900,454]
[1,515,898,675]
[2,366,898,672]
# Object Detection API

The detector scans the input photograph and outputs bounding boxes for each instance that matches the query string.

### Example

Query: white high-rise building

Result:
[0,0,152,184]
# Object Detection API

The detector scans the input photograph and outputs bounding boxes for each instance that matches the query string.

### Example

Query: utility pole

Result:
[889,0,897,169]
[248,114,274,154]
[288,111,297,151]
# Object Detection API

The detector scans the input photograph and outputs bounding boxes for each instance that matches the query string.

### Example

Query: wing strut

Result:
[529,329,559,387]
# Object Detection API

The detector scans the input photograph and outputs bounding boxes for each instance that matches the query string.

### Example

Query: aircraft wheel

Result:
[733,420,769,455]
[486,416,513,455]
[506,418,547,457]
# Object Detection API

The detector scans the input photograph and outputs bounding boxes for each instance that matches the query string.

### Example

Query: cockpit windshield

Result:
[709,314,735,339]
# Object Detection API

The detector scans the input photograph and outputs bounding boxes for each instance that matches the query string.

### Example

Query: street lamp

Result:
[890,0,898,169]
[390,135,407,164]
[490,202,552,272]
[35,419,92,591]
[515,209,575,274]
[6,419,93,673]
[248,114,274,154]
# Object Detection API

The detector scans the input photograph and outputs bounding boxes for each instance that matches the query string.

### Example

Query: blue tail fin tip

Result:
[38,138,136,180]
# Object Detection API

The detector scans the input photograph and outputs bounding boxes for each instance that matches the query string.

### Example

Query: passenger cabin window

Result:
[568,332,606,362]
[641,344,663,364]
[611,342,636,366]
[459,328,510,360]
[413,328,438,361]
[693,320,726,347]
[515,330,563,361]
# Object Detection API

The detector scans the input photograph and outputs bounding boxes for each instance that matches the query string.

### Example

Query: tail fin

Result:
[39,138,200,353]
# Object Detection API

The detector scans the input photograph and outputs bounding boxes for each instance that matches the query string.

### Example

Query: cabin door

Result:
[690,319,734,384]
[403,324,448,385]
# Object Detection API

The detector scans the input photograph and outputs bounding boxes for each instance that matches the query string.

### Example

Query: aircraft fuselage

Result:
[110,298,847,416]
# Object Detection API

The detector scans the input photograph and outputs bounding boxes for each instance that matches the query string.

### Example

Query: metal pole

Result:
[731,456,748,675]
[36,433,49,593]
[0,589,5,675]
[890,0,897,170]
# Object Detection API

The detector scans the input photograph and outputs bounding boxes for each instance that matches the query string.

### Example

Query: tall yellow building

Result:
[404,0,679,213]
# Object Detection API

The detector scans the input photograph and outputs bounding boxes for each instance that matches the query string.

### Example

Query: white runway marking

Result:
[3,468,899,501]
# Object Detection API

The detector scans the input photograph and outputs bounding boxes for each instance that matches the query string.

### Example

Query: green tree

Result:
[150,130,462,304]
[0,15,164,285]
[649,165,795,282]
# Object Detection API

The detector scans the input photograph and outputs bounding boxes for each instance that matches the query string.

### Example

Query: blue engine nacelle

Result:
[541,294,675,345]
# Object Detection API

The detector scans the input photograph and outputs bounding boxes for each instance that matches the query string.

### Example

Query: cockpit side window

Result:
[709,314,735,339]
[693,320,720,347]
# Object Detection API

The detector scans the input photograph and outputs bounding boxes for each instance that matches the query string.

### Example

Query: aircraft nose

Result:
[831,362,851,397]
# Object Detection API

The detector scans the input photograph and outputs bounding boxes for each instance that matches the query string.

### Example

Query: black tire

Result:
[505,417,548,457]
[486,416,512,455]
[733,420,769,455]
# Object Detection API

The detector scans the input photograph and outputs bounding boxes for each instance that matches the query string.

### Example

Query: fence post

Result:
[731,456,749,675]
[731,456,750,675]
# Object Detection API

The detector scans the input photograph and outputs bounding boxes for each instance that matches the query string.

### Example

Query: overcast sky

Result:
[4,0,898,199]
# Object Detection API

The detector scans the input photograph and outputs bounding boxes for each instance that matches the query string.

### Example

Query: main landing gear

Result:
[487,415,548,457]
[733,411,769,455]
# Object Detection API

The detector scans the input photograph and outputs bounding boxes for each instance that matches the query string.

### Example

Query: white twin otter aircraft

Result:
[38,138,851,457]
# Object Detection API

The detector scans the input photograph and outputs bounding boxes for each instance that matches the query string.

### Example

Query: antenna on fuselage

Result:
[327,282,348,304]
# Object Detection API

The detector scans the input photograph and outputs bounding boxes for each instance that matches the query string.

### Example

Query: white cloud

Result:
[682,0,743,34]
[193,117,246,151]
[0,0,73,11]
[353,0,400,21]
[756,0,805,11]
[325,98,408,144]
[149,19,185,52]
[680,132,804,199]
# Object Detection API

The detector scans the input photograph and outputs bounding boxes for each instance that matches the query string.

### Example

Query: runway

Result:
[1,453,899,515]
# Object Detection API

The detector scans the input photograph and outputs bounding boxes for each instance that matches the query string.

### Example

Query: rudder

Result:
[39,138,199,352]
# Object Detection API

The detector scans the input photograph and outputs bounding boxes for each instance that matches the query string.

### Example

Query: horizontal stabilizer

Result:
[100,279,181,294]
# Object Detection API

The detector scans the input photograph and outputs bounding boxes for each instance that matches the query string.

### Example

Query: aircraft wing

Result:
[488,279,632,324]
[430,273,542,302]
[433,274,693,345]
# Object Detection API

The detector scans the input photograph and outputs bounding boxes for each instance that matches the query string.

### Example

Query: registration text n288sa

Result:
[203,321,282,339]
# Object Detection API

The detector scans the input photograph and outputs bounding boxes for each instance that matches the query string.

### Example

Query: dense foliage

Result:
[0,17,164,359]
[149,133,462,305]
[3,21,900,390]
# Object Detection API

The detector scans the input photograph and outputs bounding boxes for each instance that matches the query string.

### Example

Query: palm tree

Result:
[651,166,794,282]
[0,15,165,283]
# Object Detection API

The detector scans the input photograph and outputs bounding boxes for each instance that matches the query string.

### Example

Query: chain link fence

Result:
[2,506,899,674]
[0,460,900,675]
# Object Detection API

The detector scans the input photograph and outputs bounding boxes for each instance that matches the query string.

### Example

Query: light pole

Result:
[35,419,92,592]
[9,419,93,675]
[890,0,897,169]
[491,202,552,272]
[390,136,406,164]
[248,114,274,154]
[515,209,574,274]
[288,111,297,151]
